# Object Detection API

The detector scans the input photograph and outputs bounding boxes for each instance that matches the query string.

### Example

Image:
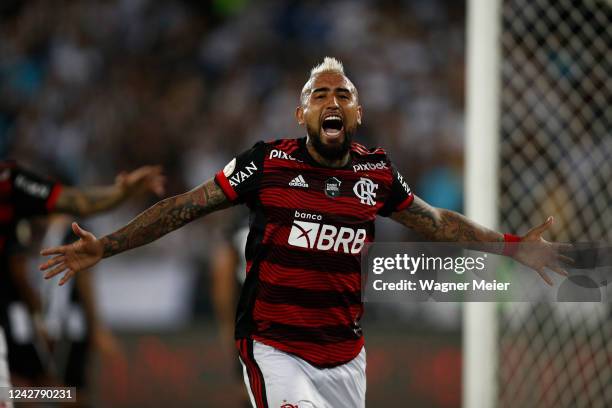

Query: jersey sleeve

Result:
[12,164,63,217]
[378,163,414,217]
[214,141,266,205]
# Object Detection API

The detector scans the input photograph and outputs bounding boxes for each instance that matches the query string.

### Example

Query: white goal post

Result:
[464,0,502,407]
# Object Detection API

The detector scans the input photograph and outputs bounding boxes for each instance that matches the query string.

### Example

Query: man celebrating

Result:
[40,58,567,408]
[0,161,165,407]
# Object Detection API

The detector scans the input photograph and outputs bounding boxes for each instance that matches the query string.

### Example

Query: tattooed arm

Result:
[391,195,572,284]
[100,178,229,257]
[56,186,134,216]
[40,178,230,285]
[54,165,165,216]
[390,195,503,243]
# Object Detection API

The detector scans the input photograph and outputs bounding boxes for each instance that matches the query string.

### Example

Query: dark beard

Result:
[306,124,353,161]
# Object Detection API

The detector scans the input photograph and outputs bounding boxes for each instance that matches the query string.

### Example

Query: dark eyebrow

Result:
[312,87,352,94]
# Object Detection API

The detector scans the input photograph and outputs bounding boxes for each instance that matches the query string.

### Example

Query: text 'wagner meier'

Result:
[369,253,510,293]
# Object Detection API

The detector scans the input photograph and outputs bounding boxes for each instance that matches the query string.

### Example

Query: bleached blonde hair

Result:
[311,56,345,76]
[300,57,357,105]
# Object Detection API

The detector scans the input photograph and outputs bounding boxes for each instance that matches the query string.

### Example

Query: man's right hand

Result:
[40,222,103,285]
[41,178,230,285]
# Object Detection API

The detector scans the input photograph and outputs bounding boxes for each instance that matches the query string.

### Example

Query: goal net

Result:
[497,0,611,407]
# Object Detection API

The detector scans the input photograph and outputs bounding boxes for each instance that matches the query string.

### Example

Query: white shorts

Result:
[238,339,366,408]
[0,329,14,408]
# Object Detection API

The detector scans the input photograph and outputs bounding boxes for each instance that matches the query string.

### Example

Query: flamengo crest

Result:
[353,177,378,206]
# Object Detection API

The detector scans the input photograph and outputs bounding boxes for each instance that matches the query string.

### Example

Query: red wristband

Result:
[503,233,521,256]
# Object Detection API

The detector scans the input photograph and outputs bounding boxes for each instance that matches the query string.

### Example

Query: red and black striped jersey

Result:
[214,137,413,368]
[0,161,62,305]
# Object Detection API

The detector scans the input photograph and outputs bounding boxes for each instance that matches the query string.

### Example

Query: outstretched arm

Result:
[391,195,571,285]
[40,178,230,285]
[391,196,503,243]
[101,178,228,257]
[54,166,165,216]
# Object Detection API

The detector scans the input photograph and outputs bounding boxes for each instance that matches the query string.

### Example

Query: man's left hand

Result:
[513,216,574,285]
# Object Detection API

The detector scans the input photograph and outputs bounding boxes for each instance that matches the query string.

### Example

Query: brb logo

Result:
[353,177,378,206]
[287,211,366,254]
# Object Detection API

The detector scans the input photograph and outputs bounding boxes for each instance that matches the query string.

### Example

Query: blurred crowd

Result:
[1,0,465,204]
[1,0,465,329]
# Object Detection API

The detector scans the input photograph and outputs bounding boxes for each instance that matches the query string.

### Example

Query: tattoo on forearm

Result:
[101,179,229,257]
[57,186,127,216]
[391,196,503,243]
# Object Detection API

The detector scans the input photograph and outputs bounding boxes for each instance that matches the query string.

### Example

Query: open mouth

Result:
[321,115,344,138]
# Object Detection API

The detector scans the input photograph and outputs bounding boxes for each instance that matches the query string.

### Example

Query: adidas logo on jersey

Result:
[289,175,309,188]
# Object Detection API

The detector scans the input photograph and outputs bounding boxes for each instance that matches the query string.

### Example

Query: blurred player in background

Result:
[42,218,122,408]
[210,220,250,406]
[0,160,164,407]
[40,57,569,408]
